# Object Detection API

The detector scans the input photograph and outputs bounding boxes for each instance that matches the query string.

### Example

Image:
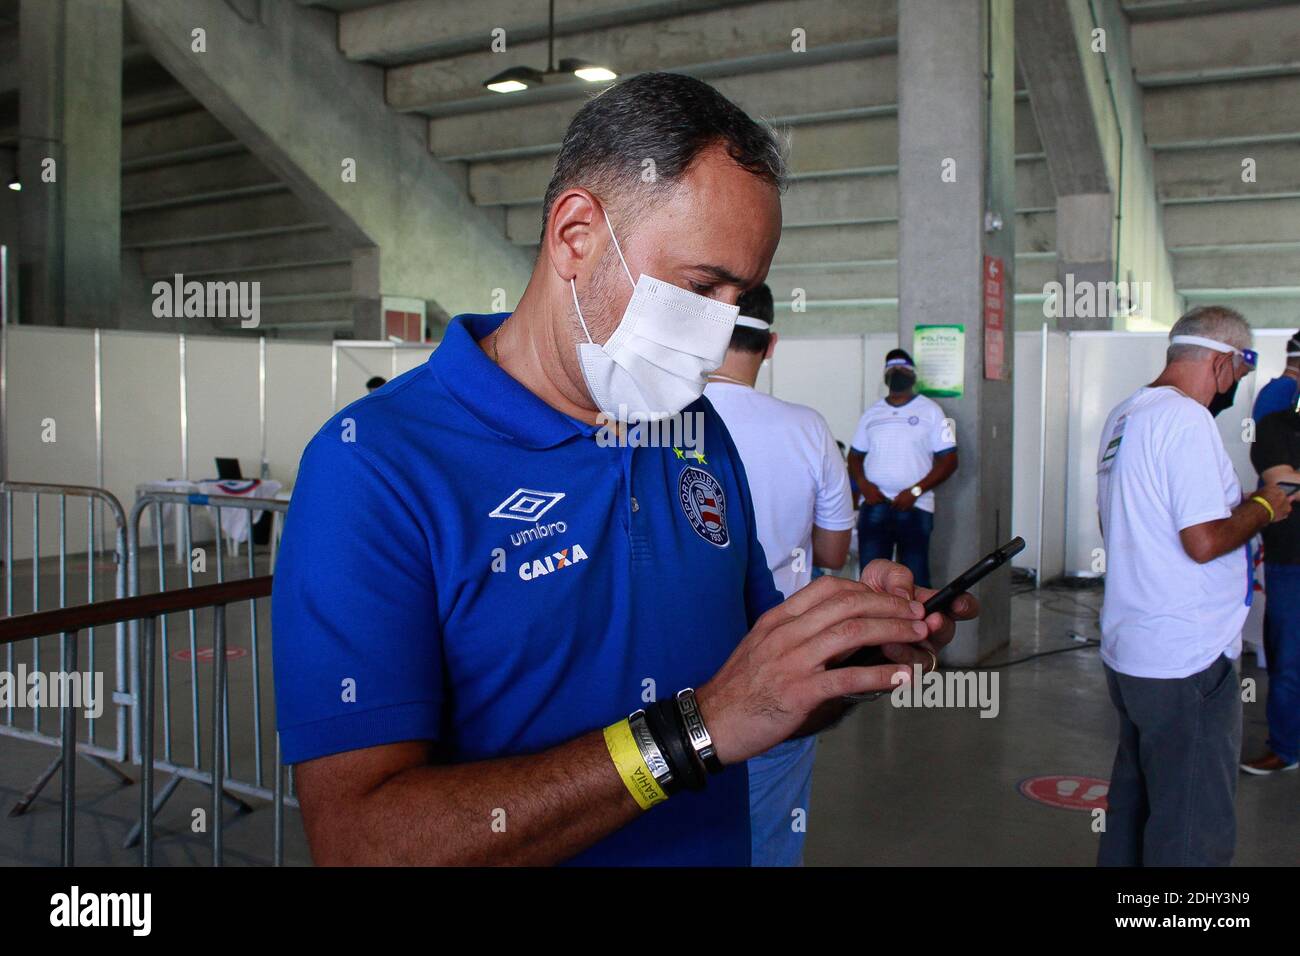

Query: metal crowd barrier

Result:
[124,488,296,855]
[0,481,298,864]
[1,481,134,812]
[0,575,276,866]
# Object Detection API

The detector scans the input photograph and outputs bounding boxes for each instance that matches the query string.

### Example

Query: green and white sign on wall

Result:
[913,324,965,398]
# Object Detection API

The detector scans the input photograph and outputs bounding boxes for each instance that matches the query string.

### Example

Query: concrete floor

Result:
[1,548,1295,866]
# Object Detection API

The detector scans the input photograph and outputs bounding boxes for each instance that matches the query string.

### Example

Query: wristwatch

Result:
[910,484,923,497]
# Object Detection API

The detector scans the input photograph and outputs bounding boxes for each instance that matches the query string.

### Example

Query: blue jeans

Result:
[1262,562,1300,764]
[857,502,934,588]
[747,736,816,866]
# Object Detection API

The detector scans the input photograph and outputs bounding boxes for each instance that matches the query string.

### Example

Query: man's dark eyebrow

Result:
[694,263,750,286]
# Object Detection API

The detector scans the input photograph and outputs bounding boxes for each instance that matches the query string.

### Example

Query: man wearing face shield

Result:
[847,350,959,586]
[1095,306,1296,866]
[271,72,978,866]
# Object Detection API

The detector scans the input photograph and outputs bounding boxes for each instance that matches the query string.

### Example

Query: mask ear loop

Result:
[601,205,636,288]
[570,279,594,345]
[571,202,636,346]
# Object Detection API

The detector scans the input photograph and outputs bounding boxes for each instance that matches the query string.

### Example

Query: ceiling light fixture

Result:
[483,1,617,94]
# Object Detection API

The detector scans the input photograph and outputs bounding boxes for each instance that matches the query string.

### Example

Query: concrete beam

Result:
[340,0,753,65]
[126,0,531,332]
[386,0,896,113]
[122,108,236,161]
[1182,291,1300,328]
[761,252,1055,303]
[1164,196,1300,247]
[1131,6,1300,85]
[1174,246,1300,289]
[429,57,1040,161]
[122,191,320,247]
[1143,74,1300,147]
[500,160,1055,241]
[0,26,17,96]
[122,150,278,207]
[1155,140,1300,200]
[467,118,1046,205]
[1016,0,1111,194]
[136,226,350,277]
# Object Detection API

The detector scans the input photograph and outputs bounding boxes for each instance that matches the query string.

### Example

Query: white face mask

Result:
[571,208,740,423]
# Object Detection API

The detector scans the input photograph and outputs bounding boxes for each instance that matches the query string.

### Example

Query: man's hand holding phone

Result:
[695,559,978,767]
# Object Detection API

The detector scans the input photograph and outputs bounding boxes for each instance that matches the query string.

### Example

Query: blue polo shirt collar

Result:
[432,313,598,449]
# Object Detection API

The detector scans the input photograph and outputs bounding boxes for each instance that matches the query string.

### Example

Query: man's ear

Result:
[765,332,778,361]
[545,188,600,284]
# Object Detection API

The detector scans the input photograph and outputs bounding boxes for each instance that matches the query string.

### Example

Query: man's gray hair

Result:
[1166,305,1251,363]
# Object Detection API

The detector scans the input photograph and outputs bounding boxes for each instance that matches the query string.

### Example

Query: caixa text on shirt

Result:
[519,544,590,581]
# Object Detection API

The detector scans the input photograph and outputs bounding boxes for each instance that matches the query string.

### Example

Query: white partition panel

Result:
[1009,329,1070,578]
[769,335,866,445]
[1040,331,1070,580]
[1011,331,1043,572]
[394,345,436,377]
[102,330,185,548]
[334,344,394,411]
[186,337,261,480]
[5,327,98,563]
[266,341,333,488]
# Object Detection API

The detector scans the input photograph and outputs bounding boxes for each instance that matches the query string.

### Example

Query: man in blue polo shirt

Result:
[272,72,976,866]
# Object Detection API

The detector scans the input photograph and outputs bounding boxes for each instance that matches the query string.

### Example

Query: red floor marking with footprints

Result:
[1018,775,1109,811]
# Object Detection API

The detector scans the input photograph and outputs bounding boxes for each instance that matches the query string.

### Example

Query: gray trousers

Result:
[1098,653,1242,867]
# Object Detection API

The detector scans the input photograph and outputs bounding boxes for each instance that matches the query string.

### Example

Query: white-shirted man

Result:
[847,350,958,587]
[704,283,855,866]
[1096,305,1294,866]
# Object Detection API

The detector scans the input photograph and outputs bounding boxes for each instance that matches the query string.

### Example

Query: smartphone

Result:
[831,536,1026,671]
[1276,481,1300,495]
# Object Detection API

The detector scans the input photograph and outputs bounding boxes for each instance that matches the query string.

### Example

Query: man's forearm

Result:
[847,453,868,494]
[1194,498,1270,562]
[916,453,958,494]
[299,730,642,866]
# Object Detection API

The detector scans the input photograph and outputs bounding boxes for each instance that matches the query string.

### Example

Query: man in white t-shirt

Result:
[847,350,958,587]
[704,283,855,866]
[1096,305,1294,867]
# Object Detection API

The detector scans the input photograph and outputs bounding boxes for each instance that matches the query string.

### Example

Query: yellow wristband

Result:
[1251,495,1275,521]
[603,718,668,811]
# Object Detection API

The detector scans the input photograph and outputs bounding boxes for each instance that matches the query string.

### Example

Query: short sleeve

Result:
[849,411,870,454]
[1164,419,1233,532]
[813,417,856,531]
[272,429,443,764]
[713,414,784,625]
[931,406,956,454]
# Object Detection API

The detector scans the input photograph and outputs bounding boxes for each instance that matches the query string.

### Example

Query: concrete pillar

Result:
[18,0,123,329]
[898,0,1016,665]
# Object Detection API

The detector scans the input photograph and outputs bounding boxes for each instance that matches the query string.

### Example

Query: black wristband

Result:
[646,699,707,792]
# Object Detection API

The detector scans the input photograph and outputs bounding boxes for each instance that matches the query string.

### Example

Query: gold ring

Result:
[924,647,938,673]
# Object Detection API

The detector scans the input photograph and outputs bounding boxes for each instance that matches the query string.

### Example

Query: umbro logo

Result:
[489,488,565,522]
